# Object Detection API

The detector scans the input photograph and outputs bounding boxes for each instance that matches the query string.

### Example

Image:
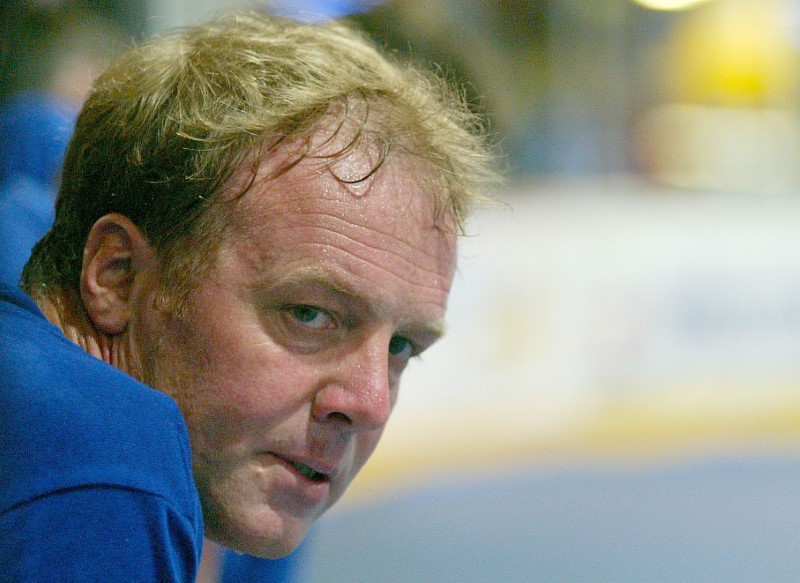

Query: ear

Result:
[80,213,157,335]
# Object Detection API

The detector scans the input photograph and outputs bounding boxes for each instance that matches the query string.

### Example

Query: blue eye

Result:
[389,336,414,361]
[290,305,332,329]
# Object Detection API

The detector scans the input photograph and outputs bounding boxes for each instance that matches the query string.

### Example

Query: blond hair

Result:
[23,11,498,311]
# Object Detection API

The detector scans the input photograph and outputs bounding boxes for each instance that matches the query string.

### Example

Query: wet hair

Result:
[22,11,498,312]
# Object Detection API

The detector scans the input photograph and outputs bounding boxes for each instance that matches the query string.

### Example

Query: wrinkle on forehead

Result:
[230,136,454,239]
[281,215,455,289]
[223,103,453,232]
[216,111,458,311]
[224,142,457,303]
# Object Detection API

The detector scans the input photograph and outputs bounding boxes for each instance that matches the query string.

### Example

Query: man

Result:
[0,11,496,581]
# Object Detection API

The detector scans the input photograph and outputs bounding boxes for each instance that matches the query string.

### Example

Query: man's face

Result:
[128,140,457,557]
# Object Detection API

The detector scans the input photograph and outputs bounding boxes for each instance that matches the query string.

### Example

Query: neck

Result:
[36,289,123,368]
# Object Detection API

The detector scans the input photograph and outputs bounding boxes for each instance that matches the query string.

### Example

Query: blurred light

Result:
[663,0,798,106]
[632,0,715,10]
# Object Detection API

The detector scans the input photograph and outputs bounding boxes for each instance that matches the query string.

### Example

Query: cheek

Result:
[181,338,319,444]
[352,430,385,471]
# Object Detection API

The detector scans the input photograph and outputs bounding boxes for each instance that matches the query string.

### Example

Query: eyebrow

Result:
[265,266,354,298]
[264,266,448,341]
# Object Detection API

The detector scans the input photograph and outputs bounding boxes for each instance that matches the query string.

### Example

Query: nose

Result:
[311,337,393,432]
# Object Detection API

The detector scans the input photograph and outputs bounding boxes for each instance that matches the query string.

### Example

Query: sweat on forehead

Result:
[272,97,415,179]
[235,142,446,229]
[222,104,451,225]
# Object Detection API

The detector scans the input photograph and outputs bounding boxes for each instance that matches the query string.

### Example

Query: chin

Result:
[226,538,300,560]
[205,512,311,559]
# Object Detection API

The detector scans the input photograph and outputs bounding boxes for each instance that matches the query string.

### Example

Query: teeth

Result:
[291,461,326,482]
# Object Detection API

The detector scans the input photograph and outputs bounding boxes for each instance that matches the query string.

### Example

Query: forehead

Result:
[222,135,458,317]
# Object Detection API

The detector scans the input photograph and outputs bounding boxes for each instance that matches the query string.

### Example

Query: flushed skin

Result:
[76,133,456,557]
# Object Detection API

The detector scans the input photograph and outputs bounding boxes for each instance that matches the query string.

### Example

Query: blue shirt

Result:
[0,285,203,582]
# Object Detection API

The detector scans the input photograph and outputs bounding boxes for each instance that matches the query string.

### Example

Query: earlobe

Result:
[80,213,155,335]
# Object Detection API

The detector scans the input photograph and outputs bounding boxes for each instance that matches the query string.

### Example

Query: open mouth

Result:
[288,460,329,483]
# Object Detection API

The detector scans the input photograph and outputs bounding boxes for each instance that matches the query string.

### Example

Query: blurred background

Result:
[4,0,800,581]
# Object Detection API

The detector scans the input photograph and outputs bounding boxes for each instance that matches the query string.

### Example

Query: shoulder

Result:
[0,287,199,518]
[0,287,203,580]
[1,484,202,582]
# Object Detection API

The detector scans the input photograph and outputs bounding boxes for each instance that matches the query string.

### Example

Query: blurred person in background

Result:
[0,10,497,582]
[0,92,77,288]
[348,0,541,176]
[0,4,123,288]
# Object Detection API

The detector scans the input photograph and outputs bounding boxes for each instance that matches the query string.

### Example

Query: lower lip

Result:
[271,455,331,503]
